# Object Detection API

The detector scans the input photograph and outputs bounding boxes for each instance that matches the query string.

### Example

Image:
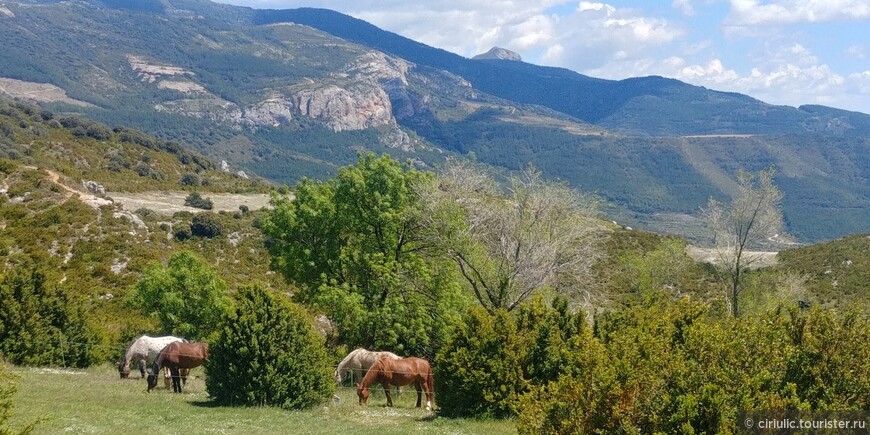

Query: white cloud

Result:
[672,0,695,16]
[846,45,867,59]
[540,3,685,69]
[726,0,870,26]
[588,42,870,112]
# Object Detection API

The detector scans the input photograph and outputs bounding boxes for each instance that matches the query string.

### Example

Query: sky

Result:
[214,0,870,114]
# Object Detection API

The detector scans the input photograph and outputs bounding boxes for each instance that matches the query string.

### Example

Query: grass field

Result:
[6,365,515,435]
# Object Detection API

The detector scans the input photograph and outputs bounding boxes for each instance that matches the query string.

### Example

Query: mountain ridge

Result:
[3,0,870,242]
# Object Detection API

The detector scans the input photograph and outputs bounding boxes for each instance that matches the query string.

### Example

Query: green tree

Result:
[0,264,102,367]
[704,168,785,317]
[261,153,464,355]
[128,251,232,341]
[206,285,334,409]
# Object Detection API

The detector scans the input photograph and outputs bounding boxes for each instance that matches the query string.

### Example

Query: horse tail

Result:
[426,363,435,406]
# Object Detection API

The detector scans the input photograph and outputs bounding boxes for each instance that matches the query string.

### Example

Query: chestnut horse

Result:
[147,342,209,393]
[356,357,434,410]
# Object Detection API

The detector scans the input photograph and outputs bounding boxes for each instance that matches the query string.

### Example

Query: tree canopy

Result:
[128,251,232,341]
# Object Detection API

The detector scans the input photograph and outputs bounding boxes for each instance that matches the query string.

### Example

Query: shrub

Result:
[0,264,103,367]
[185,192,213,210]
[174,226,192,241]
[85,124,112,140]
[206,285,334,409]
[134,163,151,177]
[191,213,223,238]
[0,365,38,434]
[180,173,200,186]
[0,122,13,138]
[435,307,527,418]
[515,300,870,434]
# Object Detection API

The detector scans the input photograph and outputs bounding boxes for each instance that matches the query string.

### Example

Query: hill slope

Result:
[3,0,870,241]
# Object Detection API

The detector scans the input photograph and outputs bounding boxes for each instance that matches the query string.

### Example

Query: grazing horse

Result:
[119,335,189,388]
[334,348,401,386]
[147,342,209,393]
[357,357,434,411]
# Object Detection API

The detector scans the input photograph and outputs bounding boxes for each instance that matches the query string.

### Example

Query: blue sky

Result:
[214,0,870,114]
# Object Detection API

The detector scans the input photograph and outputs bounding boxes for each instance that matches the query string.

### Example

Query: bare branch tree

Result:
[703,167,784,317]
[419,161,606,312]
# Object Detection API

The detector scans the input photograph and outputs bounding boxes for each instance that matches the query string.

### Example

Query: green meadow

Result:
[7,365,515,435]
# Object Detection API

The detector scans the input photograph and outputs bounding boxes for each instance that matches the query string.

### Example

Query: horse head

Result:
[118,359,130,379]
[356,382,369,405]
[146,362,160,392]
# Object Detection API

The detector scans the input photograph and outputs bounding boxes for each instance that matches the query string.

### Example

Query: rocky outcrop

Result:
[243,97,294,127]
[291,84,393,131]
[472,47,522,62]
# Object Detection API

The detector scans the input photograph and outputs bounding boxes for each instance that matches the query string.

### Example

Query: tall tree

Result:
[420,162,604,312]
[128,251,232,340]
[261,153,464,355]
[704,168,784,317]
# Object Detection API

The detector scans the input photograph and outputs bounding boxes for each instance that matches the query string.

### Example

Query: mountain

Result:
[254,7,870,136]
[3,0,870,242]
[472,47,522,62]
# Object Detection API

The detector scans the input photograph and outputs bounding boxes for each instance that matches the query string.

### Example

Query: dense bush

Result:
[0,264,103,367]
[435,298,589,418]
[174,225,192,241]
[185,192,213,210]
[206,285,334,409]
[191,213,223,238]
[180,173,200,186]
[435,307,528,418]
[515,300,870,434]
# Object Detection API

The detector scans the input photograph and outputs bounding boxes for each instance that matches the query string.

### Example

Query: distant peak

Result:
[472,47,522,62]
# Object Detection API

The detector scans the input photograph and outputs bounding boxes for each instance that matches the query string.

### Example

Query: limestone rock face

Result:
[291,84,393,132]
[243,98,294,127]
[472,47,522,62]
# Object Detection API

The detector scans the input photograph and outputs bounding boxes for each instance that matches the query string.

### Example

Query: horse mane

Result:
[358,357,385,388]
[151,345,167,373]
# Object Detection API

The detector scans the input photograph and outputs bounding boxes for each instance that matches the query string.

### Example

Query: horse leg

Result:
[164,367,171,389]
[170,367,181,393]
[138,359,146,379]
[383,382,393,407]
[415,379,422,408]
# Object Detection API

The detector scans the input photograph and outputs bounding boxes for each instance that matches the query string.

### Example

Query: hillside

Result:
[2,0,870,242]
[0,98,284,347]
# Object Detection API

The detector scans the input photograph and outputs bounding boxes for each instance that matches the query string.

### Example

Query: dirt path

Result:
[685,245,778,269]
[21,166,271,214]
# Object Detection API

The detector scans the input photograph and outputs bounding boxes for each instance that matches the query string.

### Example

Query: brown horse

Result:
[357,357,434,410]
[147,342,209,393]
